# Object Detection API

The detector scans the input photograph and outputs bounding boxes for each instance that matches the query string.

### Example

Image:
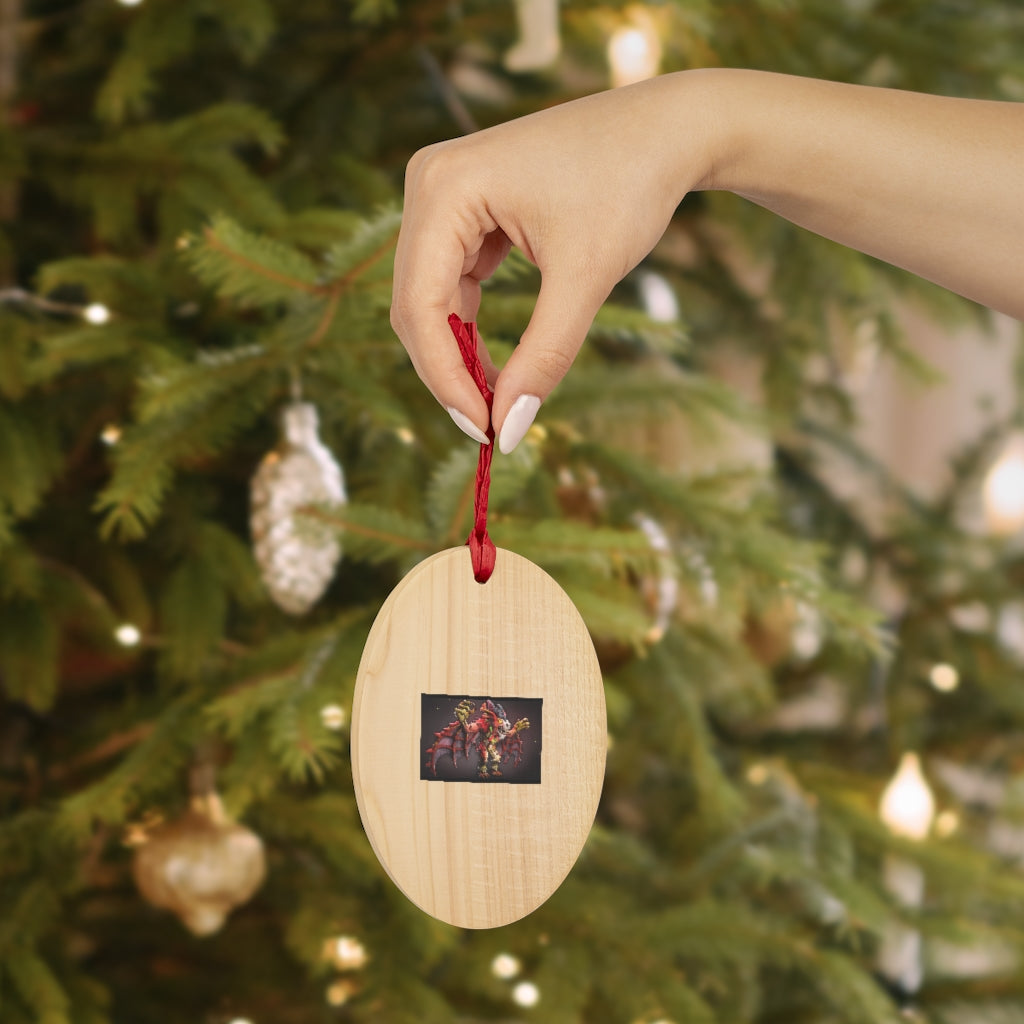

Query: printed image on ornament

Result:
[421,695,542,784]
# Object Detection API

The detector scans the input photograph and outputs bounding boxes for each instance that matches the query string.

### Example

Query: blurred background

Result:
[2,1,1024,1022]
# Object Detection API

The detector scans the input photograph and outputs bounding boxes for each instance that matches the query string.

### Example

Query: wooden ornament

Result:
[352,546,606,929]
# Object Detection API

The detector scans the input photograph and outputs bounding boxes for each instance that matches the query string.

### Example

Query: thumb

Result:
[492,271,607,454]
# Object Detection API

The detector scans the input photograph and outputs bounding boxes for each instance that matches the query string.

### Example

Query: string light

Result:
[117,0,145,6]
[877,753,934,994]
[879,753,935,841]
[608,12,661,88]
[114,623,142,647]
[491,953,521,979]
[935,810,960,837]
[325,981,351,1007]
[100,423,122,445]
[983,435,1024,535]
[325,935,368,970]
[320,704,347,730]
[83,302,111,324]
[512,981,540,1007]
[928,663,960,693]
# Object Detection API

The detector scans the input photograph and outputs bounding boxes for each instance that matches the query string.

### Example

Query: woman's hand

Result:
[390,73,720,452]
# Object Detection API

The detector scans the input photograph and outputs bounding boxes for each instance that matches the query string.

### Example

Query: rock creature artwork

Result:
[421,696,542,784]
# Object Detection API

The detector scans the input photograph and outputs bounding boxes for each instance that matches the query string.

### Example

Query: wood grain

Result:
[352,546,606,929]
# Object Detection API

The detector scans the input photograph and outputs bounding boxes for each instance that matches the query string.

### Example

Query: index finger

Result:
[390,158,494,441]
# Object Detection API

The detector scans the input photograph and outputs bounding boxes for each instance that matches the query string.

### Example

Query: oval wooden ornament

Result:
[352,546,606,929]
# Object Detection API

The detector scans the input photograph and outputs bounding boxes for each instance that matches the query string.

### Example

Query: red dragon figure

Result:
[425,699,530,779]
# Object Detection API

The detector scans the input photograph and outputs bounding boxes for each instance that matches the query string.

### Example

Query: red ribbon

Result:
[448,313,496,583]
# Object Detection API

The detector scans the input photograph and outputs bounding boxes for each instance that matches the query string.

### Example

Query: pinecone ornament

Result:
[132,793,266,936]
[250,401,346,615]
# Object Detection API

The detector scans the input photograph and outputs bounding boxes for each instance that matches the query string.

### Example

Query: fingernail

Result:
[447,406,490,445]
[498,394,541,455]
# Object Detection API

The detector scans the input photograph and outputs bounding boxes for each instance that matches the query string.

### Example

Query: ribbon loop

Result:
[448,314,496,583]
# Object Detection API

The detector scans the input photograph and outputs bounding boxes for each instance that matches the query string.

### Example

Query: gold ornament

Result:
[250,401,346,615]
[132,793,266,936]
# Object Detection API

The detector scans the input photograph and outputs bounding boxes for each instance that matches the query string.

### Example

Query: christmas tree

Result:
[3,1,1024,1021]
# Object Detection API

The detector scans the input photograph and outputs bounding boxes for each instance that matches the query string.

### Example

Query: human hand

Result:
[390,72,719,452]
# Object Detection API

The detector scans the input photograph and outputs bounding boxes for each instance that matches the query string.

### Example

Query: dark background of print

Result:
[420,695,543,783]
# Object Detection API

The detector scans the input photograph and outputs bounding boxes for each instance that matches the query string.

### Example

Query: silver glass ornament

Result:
[250,401,346,615]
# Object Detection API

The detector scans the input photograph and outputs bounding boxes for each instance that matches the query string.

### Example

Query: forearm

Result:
[390,67,1022,453]
[689,69,1024,318]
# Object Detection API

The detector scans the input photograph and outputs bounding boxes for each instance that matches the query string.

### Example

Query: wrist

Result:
[670,67,758,196]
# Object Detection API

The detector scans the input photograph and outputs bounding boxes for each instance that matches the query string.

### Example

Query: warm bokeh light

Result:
[114,623,141,647]
[326,935,368,970]
[879,752,935,840]
[512,981,540,1007]
[325,981,350,1007]
[929,662,960,692]
[984,438,1024,535]
[320,704,347,730]
[491,953,521,979]
[608,22,661,88]
[83,302,111,324]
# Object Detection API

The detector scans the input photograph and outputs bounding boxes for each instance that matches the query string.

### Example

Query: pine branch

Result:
[53,693,207,839]
[96,369,277,539]
[4,947,71,1024]
[302,502,434,561]
[0,403,61,521]
[320,205,401,286]
[185,214,320,307]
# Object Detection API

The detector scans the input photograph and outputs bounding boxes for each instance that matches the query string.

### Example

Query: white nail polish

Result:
[447,407,490,445]
[498,394,541,454]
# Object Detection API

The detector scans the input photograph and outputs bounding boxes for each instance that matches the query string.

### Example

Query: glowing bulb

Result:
[394,426,415,445]
[328,935,368,970]
[928,663,959,692]
[879,753,935,840]
[325,981,350,1007]
[984,438,1024,535]
[100,423,122,445]
[83,302,111,324]
[320,704,347,730]
[117,0,144,6]
[746,763,769,786]
[935,810,960,837]
[491,953,521,979]
[114,623,141,647]
[608,24,661,88]
[512,981,540,1007]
